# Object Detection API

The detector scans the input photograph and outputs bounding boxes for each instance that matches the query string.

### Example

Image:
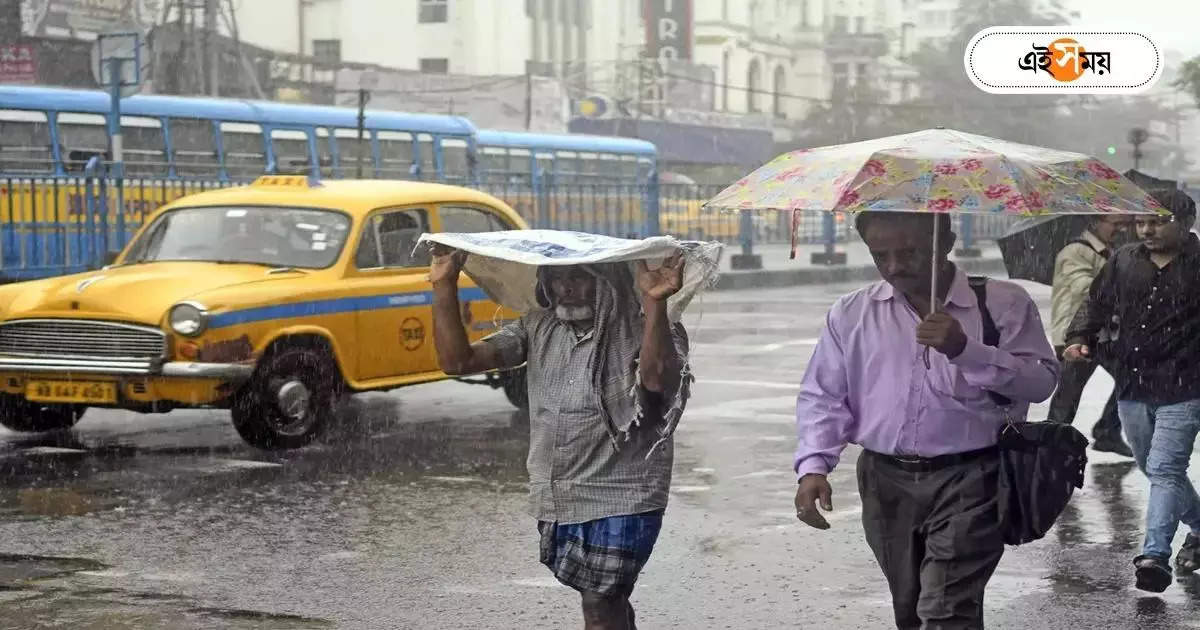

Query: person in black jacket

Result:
[1065,187,1200,593]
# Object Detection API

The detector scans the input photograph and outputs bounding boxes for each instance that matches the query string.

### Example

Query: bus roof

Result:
[0,86,477,136]
[476,129,657,156]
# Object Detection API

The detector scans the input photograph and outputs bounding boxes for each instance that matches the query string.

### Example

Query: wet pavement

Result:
[0,280,1197,629]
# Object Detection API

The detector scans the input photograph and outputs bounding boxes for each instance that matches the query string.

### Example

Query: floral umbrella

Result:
[704,128,1164,307]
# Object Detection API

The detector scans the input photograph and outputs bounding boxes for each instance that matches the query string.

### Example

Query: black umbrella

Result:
[998,169,1175,285]
[998,215,1094,285]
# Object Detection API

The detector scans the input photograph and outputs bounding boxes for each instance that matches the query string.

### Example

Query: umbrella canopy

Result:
[997,170,1175,284]
[997,215,1096,285]
[703,129,1165,360]
[704,128,1163,218]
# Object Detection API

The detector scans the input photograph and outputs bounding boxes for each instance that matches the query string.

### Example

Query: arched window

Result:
[747,59,762,112]
[773,65,786,118]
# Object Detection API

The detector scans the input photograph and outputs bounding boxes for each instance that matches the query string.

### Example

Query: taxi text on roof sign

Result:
[251,175,323,188]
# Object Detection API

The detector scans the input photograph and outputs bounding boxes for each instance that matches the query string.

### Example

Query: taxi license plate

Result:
[25,380,117,404]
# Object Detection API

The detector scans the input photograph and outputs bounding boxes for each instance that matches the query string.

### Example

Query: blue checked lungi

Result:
[537,510,664,595]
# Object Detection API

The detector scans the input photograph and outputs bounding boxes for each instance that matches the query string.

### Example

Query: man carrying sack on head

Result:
[429,243,692,630]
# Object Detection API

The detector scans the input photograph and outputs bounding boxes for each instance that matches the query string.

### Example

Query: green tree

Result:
[1172,56,1200,109]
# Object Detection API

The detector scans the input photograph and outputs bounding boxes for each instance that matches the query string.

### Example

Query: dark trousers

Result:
[1046,345,1120,439]
[857,450,1005,630]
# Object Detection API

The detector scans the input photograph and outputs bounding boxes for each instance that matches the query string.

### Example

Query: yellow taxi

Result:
[0,176,527,449]
[658,196,770,241]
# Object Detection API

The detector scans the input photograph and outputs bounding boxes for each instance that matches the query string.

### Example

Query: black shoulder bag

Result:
[968,276,1089,546]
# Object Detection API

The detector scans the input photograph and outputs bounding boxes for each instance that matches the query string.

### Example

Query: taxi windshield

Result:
[124,206,351,268]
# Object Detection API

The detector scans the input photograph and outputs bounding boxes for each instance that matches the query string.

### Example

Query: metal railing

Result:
[0,172,1018,281]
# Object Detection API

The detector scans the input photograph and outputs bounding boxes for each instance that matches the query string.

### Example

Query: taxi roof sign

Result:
[251,175,323,188]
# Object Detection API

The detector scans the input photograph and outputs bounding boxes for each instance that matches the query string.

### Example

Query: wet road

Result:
[0,281,1197,629]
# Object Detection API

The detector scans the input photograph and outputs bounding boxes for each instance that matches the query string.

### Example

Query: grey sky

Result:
[1074,0,1200,60]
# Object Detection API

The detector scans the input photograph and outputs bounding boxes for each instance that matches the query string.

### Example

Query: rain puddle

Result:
[0,553,332,628]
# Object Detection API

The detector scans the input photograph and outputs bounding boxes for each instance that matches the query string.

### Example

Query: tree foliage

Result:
[790,0,1188,178]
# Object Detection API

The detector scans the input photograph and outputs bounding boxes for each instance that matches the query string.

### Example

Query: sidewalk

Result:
[714,240,1007,290]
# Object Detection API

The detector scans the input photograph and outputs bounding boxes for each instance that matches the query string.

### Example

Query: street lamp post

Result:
[1129,127,1149,171]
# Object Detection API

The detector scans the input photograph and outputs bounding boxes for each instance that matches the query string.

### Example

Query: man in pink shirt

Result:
[793,212,1059,629]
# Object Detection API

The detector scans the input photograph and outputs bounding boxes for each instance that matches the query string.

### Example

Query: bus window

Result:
[637,156,655,180]
[315,127,335,178]
[270,128,311,175]
[599,153,621,181]
[121,115,167,177]
[335,127,373,177]
[56,112,109,172]
[220,122,266,179]
[535,152,554,181]
[377,131,413,179]
[578,152,602,179]
[417,133,436,180]
[441,138,469,181]
[439,205,514,232]
[169,118,219,178]
[619,155,638,179]
[0,109,53,174]
[554,150,578,176]
[508,148,532,183]
[480,147,507,181]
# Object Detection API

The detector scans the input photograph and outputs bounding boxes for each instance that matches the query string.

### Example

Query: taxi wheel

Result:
[231,348,342,450]
[0,396,83,432]
[501,368,529,410]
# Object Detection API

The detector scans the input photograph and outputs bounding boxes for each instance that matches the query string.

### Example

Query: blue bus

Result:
[0,86,662,278]
[0,85,478,182]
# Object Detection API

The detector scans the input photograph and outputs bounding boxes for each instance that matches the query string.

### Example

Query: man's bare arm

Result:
[430,248,505,376]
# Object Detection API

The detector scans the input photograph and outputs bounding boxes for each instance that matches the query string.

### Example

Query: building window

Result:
[773,66,786,118]
[747,59,762,112]
[419,58,449,73]
[832,15,848,33]
[418,0,448,23]
[856,62,869,85]
[832,62,849,97]
[855,16,865,33]
[312,39,341,66]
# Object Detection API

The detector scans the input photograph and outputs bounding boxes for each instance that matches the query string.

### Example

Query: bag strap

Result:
[967,276,1013,407]
[1068,237,1110,260]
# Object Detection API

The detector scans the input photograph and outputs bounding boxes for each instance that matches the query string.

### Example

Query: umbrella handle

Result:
[924,223,941,370]
[930,222,940,314]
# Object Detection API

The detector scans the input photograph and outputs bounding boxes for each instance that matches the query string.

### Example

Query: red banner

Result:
[0,44,37,83]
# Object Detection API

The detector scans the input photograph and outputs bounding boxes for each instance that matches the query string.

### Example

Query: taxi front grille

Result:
[0,319,166,359]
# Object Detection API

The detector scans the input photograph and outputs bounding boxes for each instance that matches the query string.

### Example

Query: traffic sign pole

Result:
[107,56,126,251]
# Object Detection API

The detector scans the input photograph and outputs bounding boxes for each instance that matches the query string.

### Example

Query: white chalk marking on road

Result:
[758,338,821,352]
[318,551,363,561]
[176,459,282,473]
[511,576,570,589]
[700,379,799,390]
[425,476,483,483]
[21,446,88,455]
[671,485,712,494]
[733,470,794,480]
[758,506,863,532]
[691,467,717,473]
[756,435,791,442]
[78,569,129,578]
[691,338,820,353]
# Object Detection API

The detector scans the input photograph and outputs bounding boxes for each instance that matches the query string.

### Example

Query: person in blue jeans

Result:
[1065,187,1200,592]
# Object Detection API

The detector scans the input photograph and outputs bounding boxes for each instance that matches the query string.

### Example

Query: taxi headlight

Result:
[169,302,209,337]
